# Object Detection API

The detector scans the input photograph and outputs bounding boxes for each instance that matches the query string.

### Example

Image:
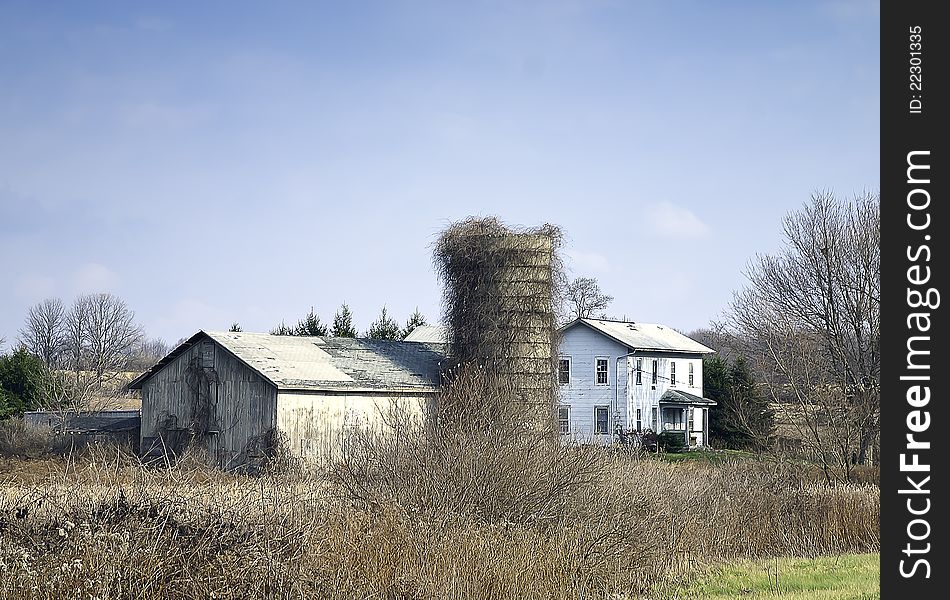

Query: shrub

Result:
[658,430,687,453]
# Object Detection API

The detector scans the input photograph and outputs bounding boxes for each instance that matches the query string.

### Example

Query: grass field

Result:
[665,553,879,599]
[0,409,880,599]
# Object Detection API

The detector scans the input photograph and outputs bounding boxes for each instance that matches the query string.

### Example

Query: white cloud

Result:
[564,248,610,273]
[646,201,710,239]
[72,263,120,294]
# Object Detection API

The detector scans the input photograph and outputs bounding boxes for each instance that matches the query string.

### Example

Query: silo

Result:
[433,217,562,430]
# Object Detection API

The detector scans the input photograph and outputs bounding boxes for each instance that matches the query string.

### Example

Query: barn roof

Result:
[404,325,449,343]
[129,331,445,393]
[561,319,715,354]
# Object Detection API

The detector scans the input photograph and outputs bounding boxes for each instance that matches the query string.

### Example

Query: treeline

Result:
[1,295,433,419]
[263,304,428,341]
[692,191,880,482]
[1,293,167,417]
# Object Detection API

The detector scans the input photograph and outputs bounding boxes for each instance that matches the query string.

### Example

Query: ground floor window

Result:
[558,406,570,434]
[663,407,685,430]
[594,406,609,434]
[636,408,642,432]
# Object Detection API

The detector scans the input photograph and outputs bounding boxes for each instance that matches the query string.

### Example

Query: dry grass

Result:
[0,441,879,600]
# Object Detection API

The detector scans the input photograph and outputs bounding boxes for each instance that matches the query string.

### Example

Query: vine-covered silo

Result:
[433,217,563,429]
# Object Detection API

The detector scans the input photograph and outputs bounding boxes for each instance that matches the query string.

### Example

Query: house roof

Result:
[659,389,717,406]
[562,319,715,354]
[129,331,445,393]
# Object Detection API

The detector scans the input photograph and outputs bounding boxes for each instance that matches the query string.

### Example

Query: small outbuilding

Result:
[129,331,443,468]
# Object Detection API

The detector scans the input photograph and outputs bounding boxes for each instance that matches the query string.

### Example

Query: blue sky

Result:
[0,0,879,348]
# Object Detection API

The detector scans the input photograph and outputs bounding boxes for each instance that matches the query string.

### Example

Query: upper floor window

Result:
[595,358,609,386]
[594,406,609,434]
[670,361,677,386]
[558,406,571,434]
[635,358,642,385]
[558,358,571,385]
[651,359,658,385]
[688,363,695,387]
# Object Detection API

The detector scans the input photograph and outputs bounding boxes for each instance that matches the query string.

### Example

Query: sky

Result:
[0,0,880,349]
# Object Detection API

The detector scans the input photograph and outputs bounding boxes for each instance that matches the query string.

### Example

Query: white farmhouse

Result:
[556,318,716,447]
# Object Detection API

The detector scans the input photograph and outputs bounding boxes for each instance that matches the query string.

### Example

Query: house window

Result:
[636,408,642,432]
[664,408,685,430]
[688,363,694,387]
[688,408,694,432]
[651,407,657,430]
[595,358,609,386]
[670,362,676,386]
[594,406,609,434]
[635,358,642,385]
[558,358,571,385]
[558,406,570,434]
[651,359,658,385]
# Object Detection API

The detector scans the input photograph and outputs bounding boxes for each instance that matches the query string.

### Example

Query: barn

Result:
[129,330,443,468]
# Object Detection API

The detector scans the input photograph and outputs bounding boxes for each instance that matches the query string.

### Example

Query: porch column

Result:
[703,408,709,448]
[683,406,689,447]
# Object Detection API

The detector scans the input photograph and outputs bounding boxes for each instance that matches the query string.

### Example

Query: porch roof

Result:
[659,389,717,406]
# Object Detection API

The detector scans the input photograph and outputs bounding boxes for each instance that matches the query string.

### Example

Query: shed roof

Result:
[129,331,445,393]
[561,319,715,354]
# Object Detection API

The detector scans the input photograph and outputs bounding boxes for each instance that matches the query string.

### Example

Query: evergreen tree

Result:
[0,347,48,418]
[401,307,428,339]
[365,306,401,340]
[270,321,294,336]
[331,303,357,338]
[706,354,774,450]
[294,308,328,336]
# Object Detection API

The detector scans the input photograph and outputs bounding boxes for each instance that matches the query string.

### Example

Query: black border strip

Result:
[881,1,946,596]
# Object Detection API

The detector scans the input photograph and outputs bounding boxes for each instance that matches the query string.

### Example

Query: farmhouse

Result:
[406,318,718,447]
[557,318,716,446]
[129,330,443,468]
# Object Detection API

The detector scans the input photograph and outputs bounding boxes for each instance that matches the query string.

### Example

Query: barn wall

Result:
[276,391,433,463]
[140,338,277,467]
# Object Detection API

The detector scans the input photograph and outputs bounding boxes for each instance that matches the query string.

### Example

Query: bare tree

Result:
[728,191,879,481]
[79,293,144,385]
[563,277,613,320]
[51,293,144,409]
[19,298,67,367]
[130,337,171,370]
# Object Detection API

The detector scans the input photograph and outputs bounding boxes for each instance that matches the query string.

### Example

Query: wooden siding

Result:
[276,391,433,464]
[628,353,704,430]
[557,325,629,441]
[140,337,277,467]
[558,326,708,444]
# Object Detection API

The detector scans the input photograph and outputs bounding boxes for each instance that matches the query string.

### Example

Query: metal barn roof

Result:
[130,331,445,393]
[562,319,715,354]
[404,325,449,343]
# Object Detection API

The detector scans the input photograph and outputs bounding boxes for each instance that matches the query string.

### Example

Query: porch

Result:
[658,389,716,448]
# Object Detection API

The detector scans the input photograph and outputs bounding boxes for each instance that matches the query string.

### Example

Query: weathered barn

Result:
[129,331,443,468]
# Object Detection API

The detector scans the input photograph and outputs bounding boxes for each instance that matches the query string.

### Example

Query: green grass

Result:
[664,553,879,599]
[657,448,760,463]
